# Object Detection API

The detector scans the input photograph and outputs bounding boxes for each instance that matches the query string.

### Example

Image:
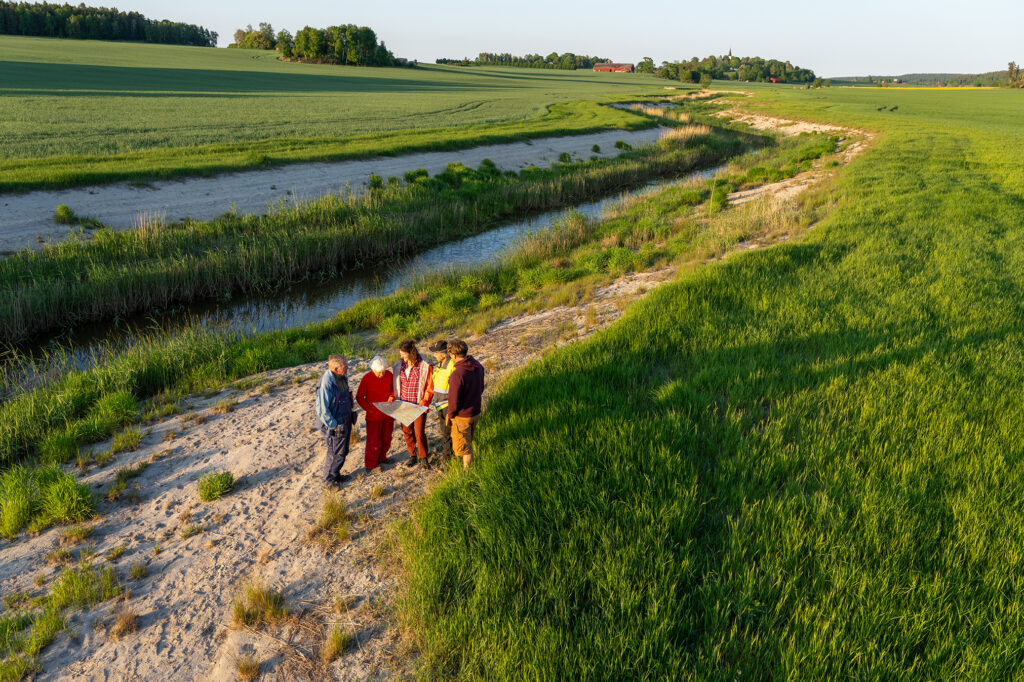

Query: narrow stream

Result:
[12,164,722,376]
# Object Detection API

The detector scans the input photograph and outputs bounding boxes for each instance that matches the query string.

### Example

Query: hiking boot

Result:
[404,456,419,468]
[422,458,432,470]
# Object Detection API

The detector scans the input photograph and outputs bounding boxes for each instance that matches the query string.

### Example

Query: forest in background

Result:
[0,1,216,47]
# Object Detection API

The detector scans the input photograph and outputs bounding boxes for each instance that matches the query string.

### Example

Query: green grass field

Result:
[0,35,670,189]
[397,86,1024,677]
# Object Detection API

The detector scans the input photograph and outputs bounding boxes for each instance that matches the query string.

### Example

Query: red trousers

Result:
[365,418,394,470]
[402,413,430,459]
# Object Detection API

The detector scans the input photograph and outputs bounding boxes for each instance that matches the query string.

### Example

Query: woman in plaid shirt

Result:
[391,339,434,468]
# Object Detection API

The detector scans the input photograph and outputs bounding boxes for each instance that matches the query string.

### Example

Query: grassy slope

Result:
[398,87,1024,678]
[0,36,669,189]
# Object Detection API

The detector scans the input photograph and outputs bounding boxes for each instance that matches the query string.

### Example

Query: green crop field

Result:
[397,85,1024,677]
[0,35,670,189]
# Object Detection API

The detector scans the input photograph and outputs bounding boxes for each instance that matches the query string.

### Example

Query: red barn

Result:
[769,77,782,83]
[594,62,634,73]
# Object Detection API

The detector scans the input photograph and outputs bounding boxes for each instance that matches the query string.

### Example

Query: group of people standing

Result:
[315,338,485,487]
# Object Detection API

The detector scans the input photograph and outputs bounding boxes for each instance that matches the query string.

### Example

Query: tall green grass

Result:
[397,87,1024,678]
[0,561,120,678]
[0,126,745,344]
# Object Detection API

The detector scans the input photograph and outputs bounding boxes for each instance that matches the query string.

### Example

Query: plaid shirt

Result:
[399,363,421,403]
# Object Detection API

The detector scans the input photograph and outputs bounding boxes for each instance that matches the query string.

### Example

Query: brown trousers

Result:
[451,416,478,466]
[402,413,430,459]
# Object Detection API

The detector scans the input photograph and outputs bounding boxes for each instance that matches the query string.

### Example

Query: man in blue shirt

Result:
[316,355,355,487]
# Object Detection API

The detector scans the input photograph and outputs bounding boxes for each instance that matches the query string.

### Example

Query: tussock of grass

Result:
[0,465,93,539]
[109,426,143,454]
[129,561,147,580]
[106,544,126,561]
[321,624,351,662]
[197,471,234,501]
[109,606,138,639]
[179,524,203,540]
[61,524,93,545]
[234,653,260,680]
[230,581,287,629]
[48,561,121,611]
[307,493,349,550]
[105,461,148,502]
[211,398,237,415]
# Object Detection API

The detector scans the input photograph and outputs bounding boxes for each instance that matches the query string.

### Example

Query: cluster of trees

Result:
[229,21,399,66]
[0,2,216,46]
[436,52,610,70]
[1009,61,1023,87]
[653,54,817,84]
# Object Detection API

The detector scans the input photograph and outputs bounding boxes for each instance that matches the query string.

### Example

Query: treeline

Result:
[648,54,816,84]
[229,21,399,66]
[436,52,609,70]
[0,2,216,46]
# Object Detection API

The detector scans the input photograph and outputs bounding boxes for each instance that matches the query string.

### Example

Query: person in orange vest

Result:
[391,339,434,469]
[355,355,394,473]
[428,339,456,461]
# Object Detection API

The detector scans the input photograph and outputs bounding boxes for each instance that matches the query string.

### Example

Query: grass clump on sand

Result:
[0,464,92,539]
[307,492,350,551]
[53,204,76,225]
[321,624,351,662]
[109,426,143,455]
[105,461,148,502]
[235,653,261,680]
[0,562,121,678]
[108,606,138,640]
[230,580,287,629]
[197,471,235,502]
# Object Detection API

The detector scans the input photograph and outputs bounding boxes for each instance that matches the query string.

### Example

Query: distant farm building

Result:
[594,62,634,73]
[769,77,782,83]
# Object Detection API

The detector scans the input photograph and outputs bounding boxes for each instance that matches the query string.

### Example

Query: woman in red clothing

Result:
[355,355,395,472]
[391,339,434,469]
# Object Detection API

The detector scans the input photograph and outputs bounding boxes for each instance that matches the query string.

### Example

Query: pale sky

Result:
[127,0,1021,77]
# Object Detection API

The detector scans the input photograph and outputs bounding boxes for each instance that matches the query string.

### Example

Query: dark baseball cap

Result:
[428,339,448,352]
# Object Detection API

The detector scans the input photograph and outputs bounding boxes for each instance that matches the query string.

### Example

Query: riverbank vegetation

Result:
[0,35,671,191]
[0,106,746,344]
[0,126,841,537]
[396,86,1024,678]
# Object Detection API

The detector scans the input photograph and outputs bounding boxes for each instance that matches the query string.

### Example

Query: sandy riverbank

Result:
[0,127,669,254]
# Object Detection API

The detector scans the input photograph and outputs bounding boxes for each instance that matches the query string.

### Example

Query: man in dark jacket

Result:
[445,339,485,469]
[316,354,355,487]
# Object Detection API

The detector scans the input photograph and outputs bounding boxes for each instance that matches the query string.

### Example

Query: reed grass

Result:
[0,125,742,344]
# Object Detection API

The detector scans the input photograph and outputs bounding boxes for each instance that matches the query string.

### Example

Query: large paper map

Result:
[373,400,428,426]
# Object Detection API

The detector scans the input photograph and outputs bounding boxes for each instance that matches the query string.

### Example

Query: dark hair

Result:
[448,339,468,357]
[398,339,420,362]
